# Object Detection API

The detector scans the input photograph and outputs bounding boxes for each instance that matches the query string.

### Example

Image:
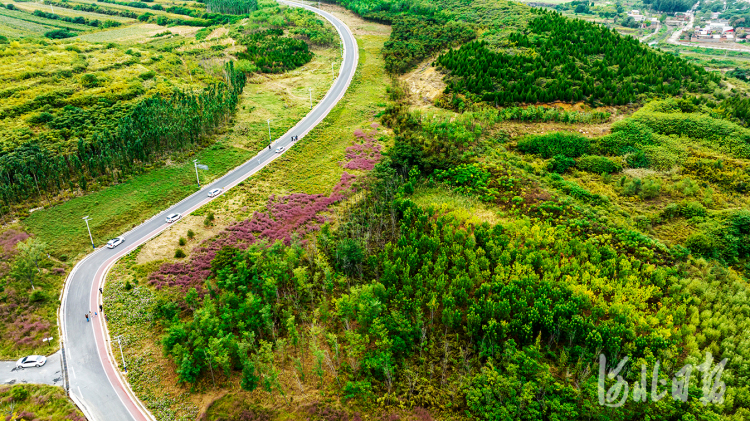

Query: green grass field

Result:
[7,0,136,22]
[0,385,84,420]
[0,6,91,30]
[75,22,195,42]
[23,142,253,260]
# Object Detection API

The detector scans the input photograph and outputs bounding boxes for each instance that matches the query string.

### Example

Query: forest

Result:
[642,0,693,13]
[141,107,750,419]
[333,0,534,74]
[0,62,245,215]
[435,11,719,106]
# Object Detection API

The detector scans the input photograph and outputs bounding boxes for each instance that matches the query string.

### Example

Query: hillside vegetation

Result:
[0,0,336,223]
[100,6,750,420]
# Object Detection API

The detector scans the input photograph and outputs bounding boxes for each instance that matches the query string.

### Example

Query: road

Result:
[666,1,750,52]
[641,21,660,42]
[58,2,358,420]
[0,351,63,387]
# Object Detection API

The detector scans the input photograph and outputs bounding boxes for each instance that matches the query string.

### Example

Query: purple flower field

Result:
[341,128,382,171]
[149,172,357,291]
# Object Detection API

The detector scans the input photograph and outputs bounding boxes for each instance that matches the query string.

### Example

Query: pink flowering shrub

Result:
[0,229,29,258]
[341,129,382,171]
[0,229,30,277]
[149,173,357,291]
[8,316,51,347]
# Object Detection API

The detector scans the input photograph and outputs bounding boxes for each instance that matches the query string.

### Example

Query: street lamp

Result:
[113,335,127,373]
[331,62,335,82]
[266,118,272,147]
[82,216,94,249]
[309,87,313,110]
[193,159,201,187]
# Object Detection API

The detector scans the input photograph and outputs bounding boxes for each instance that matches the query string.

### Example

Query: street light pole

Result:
[114,335,127,373]
[331,62,335,82]
[82,216,94,249]
[193,160,201,187]
[309,87,313,110]
[266,119,272,146]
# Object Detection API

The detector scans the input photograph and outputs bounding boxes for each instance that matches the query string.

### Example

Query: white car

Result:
[275,146,285,153]
[106,237,124,249]
[16,355,46,369]
[207,188,223,197]
[166,213,182,223]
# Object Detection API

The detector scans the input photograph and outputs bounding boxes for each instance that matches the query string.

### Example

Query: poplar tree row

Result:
[0,63,246,212]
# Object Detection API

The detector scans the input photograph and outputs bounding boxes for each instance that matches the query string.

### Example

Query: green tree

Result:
[10,238,47,289]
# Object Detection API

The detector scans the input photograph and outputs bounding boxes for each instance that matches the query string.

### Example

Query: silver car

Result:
[166,213,182,223]
[16,355,46,369]
[106,237,124,249]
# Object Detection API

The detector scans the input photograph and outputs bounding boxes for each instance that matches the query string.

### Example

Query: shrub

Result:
[139,70,156,80]
[175,249,186,258]
[517,132,589,158]
[44,29,75,39]
[433,163,498,201]
[640,179,661,200]
[546,155,575,174]
[576,155,622,174]
[125,280,132,290]
[0,35,8,44]
[26,112,54,125]
[80,74,99,88]
[626,150,649,168]
[623,178,642,196]
[29,289,47,303]
[204,212,215,227]
[178,237,186,246]
[10,386,29,401]
[343,380,374,402]
[641,145,678,171]
[187,229,195,240]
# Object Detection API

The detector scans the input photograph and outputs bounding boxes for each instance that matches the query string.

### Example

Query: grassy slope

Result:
[23,142,253,259]
[103,12,391,419]
[0,384,85,420]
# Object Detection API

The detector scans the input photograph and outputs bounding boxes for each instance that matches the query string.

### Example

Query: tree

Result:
[10,238,47,289]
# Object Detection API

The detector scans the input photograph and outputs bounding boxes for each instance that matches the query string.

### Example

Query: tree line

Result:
[0,63,246,215]
[435,10,719,106]
[237,29,313,74]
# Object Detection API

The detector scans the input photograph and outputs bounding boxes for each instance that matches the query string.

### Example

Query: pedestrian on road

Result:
[99,287,103,294]
[85,314,89,322]
[99,304,103,312]
[94,311,98,317]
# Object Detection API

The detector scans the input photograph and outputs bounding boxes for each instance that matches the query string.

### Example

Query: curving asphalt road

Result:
[59,2,358,420]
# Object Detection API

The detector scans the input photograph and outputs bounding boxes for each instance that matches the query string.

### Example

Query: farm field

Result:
[0,6,90,37]
[6,0,136,23]
[75,22,200,42]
